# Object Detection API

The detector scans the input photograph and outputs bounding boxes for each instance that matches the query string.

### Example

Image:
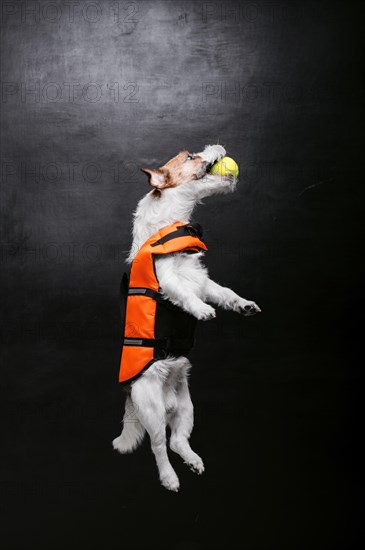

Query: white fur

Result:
[113,144,261,491]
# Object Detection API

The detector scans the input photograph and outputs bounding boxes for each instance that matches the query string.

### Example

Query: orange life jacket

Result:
[119,221,207,384]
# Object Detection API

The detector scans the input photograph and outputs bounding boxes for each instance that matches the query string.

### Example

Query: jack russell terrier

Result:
[113,144,261,491]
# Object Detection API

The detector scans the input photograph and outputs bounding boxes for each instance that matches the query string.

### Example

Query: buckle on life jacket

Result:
[185,223,203,239]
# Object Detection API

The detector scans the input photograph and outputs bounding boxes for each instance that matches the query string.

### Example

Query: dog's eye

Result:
[187,154,194,160]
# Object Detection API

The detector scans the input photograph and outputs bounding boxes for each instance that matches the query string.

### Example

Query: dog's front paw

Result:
[196,303,216,321]
[199,144,226,164]
[236,299,261,316]
[186,456,205,475]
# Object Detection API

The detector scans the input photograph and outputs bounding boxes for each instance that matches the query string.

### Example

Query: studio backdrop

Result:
[0,1,363,549]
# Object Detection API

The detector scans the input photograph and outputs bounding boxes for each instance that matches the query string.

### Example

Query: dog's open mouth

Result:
[196,163,213,180]
[199,162,213,178]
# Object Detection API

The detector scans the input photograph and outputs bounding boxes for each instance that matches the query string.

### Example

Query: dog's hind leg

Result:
[112,395,146,454]
[168,363,205,475]
[131,370,180,492]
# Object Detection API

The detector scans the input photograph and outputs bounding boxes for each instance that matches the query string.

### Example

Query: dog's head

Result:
[140,150,207,191]
[140,145,227,193]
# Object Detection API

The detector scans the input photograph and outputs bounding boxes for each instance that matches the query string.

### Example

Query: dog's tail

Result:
[112,396,146,454]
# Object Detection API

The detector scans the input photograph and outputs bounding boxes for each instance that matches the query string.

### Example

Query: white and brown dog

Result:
[113,144,261,491]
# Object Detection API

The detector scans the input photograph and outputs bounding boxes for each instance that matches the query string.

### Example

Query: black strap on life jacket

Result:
[123,336,195,349]
[150,223,203,247]
[120,276,174,316]
[127,287,179,310]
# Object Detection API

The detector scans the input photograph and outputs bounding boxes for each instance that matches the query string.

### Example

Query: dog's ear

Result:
[140,168,167,189]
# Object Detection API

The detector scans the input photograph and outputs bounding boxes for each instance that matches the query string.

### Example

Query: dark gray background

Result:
[0,1,363,549]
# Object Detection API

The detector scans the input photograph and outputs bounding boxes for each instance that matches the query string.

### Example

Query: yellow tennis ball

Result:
[210,156,239,177]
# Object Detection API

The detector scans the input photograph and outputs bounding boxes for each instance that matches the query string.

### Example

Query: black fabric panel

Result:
[154,300,197,358]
